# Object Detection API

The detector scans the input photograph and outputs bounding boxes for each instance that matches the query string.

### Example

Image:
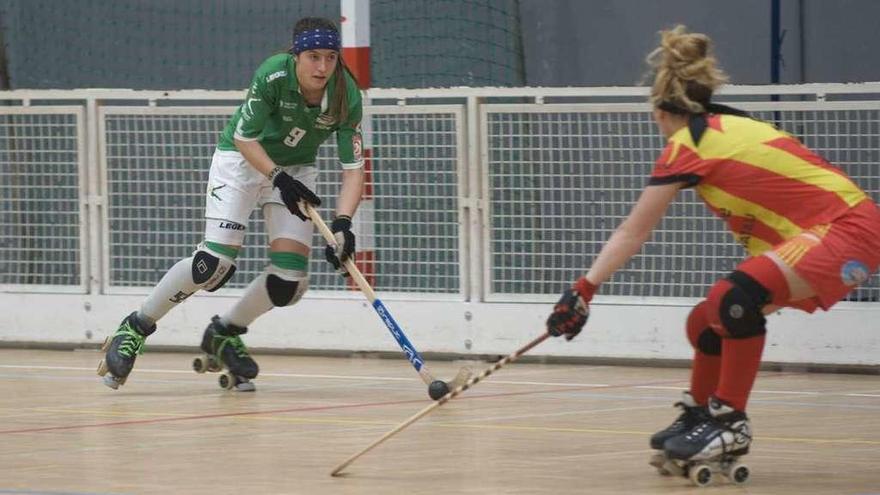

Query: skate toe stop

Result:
[102,375,121,390]
[235,381,256,392]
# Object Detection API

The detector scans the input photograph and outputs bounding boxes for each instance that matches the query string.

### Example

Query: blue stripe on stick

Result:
[372,299,425,371]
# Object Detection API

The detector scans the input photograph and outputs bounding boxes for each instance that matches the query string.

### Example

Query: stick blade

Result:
[448,366,473,390]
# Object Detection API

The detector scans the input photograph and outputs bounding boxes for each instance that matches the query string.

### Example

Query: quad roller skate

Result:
[648,391,708,475]
[652,396,752,487]
[97,312,156,389]
[193,315,259,392]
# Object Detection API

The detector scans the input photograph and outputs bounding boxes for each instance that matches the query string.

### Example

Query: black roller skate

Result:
[648,391,709,476]
[662,396,752,487]
[193,315,259,392]
[97,312,157,389]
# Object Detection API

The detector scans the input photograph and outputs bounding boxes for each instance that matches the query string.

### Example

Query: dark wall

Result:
[801,0,880,82]
[0,0,878,89]
[0,0,337,89]
[521,0,780,86]
[520,0,880,86]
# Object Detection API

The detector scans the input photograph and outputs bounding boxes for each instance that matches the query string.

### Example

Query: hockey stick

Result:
[305,204,472,400]
[330,331,552,477]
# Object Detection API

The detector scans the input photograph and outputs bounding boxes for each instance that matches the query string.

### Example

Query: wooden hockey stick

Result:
[305,204,472,399]
[330,331,552,477]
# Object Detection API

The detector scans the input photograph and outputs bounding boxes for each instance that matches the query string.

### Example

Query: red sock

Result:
[685,301,720,405]
[711,255,786,411]
[715,334,766,411]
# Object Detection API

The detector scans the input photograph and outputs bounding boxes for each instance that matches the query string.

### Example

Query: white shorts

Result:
[203,150,317,246]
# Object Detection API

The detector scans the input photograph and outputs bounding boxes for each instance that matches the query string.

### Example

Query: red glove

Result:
[546,277,597,340]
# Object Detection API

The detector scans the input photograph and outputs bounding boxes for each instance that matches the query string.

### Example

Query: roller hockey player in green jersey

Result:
[99,17,365,391]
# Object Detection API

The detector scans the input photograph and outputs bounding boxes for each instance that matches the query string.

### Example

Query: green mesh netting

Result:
[372,0,525,88]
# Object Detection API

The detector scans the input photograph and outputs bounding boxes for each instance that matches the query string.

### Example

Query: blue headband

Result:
[293,28,340,54]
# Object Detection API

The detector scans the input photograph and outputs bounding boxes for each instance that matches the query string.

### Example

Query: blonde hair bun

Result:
[647,25,728,113]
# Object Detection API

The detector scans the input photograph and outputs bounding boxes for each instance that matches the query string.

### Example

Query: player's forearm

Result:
[234,139,277,177]
[584,183,678,287]
[335,167,365,217]
[584,223,651,286]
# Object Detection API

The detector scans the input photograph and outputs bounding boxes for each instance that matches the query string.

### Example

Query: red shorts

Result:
[771,199,880,312]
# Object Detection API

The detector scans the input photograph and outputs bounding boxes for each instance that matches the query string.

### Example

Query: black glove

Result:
[546,277,597,341]
[271,168,321,221]
[324,215,355,276]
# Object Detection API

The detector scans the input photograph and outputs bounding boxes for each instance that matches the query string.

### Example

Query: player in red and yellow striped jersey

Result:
[545,25,880,470]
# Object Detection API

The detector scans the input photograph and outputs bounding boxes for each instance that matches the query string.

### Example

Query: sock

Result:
[715,334,766,411]
[711,254,783,411]
[685,301,721,405]
[223,252,309,327]
[139,256,200,323]
[223,272,274,328]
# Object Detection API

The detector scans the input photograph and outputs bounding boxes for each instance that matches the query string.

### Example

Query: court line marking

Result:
[0,379,684,435]
[2,367,877,447]
[0,490,126,495]
[2,364,876,399]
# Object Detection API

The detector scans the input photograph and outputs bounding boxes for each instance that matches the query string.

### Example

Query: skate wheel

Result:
[727,463,750,485]
[689,464,713,487]
[96,359,108,376]
[218,372,236,390]
[100,336,113,352]
[192,356,207,373]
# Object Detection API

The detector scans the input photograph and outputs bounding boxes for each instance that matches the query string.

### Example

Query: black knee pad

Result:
[192,248,237,291]
[696,328,722,355]
[717,271,769,339]
[266,274,308,306]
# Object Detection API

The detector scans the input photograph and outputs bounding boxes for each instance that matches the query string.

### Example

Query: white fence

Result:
[1,85,879,366]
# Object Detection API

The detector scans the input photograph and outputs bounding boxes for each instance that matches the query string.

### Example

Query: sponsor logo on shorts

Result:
[840,260,869,286]
[218,221,245,231]
[208,184,226,201]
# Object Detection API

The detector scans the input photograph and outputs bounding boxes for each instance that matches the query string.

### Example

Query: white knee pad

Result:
[265,264,308,306]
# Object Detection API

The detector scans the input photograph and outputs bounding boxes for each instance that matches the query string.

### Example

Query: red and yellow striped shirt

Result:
[650,113,868,255]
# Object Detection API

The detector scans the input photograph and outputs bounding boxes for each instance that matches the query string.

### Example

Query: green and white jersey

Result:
[217,53,364,169]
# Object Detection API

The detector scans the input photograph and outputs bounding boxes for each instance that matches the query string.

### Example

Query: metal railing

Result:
[1,84,879,305]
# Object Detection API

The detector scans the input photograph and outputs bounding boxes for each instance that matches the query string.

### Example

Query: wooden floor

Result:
[1,348,879,494]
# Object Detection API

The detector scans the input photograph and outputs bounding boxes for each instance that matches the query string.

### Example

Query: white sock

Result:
[139,256,200,323]
[222,272,273,328]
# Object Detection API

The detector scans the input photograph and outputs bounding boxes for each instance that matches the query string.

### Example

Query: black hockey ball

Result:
[428,380,450,400]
